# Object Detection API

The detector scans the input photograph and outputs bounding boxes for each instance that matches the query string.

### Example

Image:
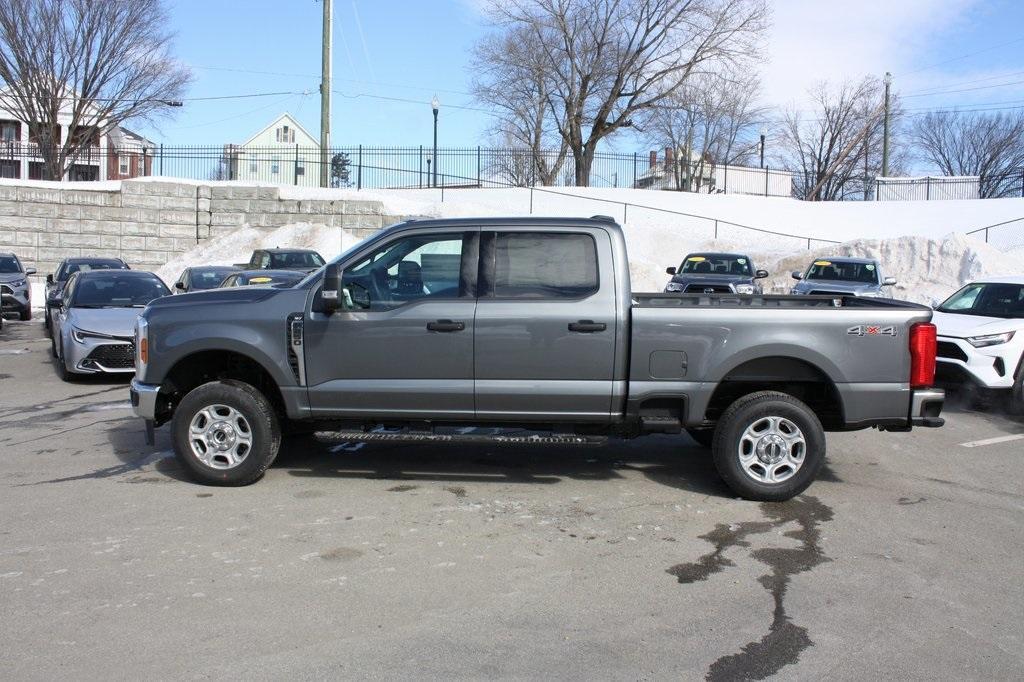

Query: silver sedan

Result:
[49,270,170,381]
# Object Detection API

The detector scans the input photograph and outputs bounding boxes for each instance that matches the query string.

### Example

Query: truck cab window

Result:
[344,233,468,310]
[493,232,598,299]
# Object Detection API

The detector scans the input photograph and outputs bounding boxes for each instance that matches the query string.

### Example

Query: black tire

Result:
[19,308,31,321]
[686,427,715,449]
[44,308,51,333]
[1009,370,1024,416]
[56,337,75,382]
[50,332,57,358]
[712,391,826,502]
[172,380,281,486]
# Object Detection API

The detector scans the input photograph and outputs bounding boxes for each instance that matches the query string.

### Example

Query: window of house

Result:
[249,161,258,173]
[270,159,280,174]
[295,164,305,176]
[0,120,19,143]
[118,156,130,175]
[69,164,98,181]
[0,160,18,178]
[28,124,60,148]
[28,162,48,180]
[275,125,294,143]
[492,232,599,299]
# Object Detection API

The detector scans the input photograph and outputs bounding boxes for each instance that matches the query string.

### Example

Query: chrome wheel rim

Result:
[188,404,253,469]
[738,416,806,484]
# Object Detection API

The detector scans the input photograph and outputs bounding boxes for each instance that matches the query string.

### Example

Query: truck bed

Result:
[633,292,931,310]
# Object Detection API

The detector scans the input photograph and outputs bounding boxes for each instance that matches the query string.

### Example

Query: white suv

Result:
[932,276,1024,411]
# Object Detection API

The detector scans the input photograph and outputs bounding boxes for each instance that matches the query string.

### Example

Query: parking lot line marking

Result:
[960,434,1024,448]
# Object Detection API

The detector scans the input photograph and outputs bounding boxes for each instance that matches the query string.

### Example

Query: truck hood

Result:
[670,274,753,286]
[147,286,280,310]
[932,310,1024,338]
[792,280,882,296]
[67,307,145,338]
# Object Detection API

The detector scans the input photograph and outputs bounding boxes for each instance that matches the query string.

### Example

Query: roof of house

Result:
[241,112,318,147]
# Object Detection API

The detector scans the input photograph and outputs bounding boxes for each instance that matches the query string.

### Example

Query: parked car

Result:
[219,269,306,289]
[664,252,768,294]
[49,270,169,381]
[130,216,943,501]
[45,257,129,333]
[791,257,896,297]
[173,265,240,293]
[0,251,36,321]
[932,277,1024,411]
[234,248,325,274]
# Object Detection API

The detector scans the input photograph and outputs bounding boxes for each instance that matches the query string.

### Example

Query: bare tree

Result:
[472,25,568,186]
[780,77,898,201]
[910,110,1024,198]
[476,0,768,186]
[0,0,190,180]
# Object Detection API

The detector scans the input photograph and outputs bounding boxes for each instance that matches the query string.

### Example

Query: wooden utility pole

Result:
[319,0,333,188]
[881,71,892,178]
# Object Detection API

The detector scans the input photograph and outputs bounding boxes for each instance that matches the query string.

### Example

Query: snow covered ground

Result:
[151,185,1024,306]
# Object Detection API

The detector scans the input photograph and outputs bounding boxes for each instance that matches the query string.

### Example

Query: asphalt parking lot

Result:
[1,317,1023,680]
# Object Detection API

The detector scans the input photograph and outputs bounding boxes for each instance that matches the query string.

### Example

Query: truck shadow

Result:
[941,386,1024,432]
[277,434,736,498]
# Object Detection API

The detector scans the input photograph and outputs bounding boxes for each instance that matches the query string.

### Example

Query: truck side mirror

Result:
[174,281,186,291]
[322,263,342,314]
[755,269,769,279]
[791,271,803,280]
[25,267,36,276]
[665,266,677,275]
[46,274,54,285]
[882,277,897,286]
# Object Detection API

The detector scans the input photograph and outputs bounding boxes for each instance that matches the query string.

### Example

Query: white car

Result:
[932,276,1024,410]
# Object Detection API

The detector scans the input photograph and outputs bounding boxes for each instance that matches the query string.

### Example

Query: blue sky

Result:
[140,0,1024,152]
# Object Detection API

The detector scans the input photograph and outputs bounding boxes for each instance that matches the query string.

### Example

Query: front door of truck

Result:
[303,228,479,419]
[473,228,618,421]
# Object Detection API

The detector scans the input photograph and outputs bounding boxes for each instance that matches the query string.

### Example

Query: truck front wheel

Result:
[712,391,825,502]
[172,380,282,486]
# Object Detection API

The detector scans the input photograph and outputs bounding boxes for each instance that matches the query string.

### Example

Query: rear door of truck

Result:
[473,225,619,421]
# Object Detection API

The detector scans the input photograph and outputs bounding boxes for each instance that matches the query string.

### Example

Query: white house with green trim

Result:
[223,113,321,186]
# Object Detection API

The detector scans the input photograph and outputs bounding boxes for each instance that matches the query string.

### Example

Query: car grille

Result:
[807,289,849,296]
[684,284,732,294]
[936,341,968,363]
[86,341,135,369]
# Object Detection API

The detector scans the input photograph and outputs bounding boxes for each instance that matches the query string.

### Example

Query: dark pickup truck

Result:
[235,248,326,273]
[131,216,944,501]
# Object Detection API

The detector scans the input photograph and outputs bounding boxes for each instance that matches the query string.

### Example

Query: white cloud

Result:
[758,0,982,109]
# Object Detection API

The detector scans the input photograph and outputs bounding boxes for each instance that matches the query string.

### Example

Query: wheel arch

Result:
[161,349,287,423]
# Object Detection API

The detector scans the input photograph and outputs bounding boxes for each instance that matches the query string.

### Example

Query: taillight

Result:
[910,322,936,388]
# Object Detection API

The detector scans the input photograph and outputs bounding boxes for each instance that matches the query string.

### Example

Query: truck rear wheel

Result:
[712,391,825,502]
[172,380,281,486]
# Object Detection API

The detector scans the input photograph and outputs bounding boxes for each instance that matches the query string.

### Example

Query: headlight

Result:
[967,331,1015,348]
[665,283,684,292]
[8,278,26,287]
[734,284,755,295]
[71,327,111,344]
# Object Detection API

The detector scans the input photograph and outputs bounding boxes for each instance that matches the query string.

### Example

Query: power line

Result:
[900,36,1024,76]
[902,69,1024,96]
[902,77,1024,99]
[332,89,492,113]
[192,64,474,97]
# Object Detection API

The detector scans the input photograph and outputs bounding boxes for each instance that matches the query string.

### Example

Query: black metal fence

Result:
[2,143,1023,202]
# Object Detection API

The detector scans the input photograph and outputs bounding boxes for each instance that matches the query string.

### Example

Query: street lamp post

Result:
[431,95,439,188]
[759,126,766,169]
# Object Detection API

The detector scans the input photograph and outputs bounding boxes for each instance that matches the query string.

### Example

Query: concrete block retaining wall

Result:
[0,180,402,281]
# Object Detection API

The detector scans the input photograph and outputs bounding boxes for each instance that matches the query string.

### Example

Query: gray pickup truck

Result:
[131,216,944,501]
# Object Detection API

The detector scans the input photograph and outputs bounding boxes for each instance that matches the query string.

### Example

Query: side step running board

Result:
[313,430,607,447]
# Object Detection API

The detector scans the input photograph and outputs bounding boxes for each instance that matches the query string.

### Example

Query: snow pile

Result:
[155,222,362,284]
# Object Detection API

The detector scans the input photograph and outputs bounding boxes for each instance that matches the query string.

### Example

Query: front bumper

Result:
[130,379,161,420]
[0,283,30,315]
[910,388,945,427]
[936,335,1021,390]
[65,335,135,374]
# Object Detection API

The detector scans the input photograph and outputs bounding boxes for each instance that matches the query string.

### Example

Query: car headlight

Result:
[734,284,756,295]
[665,283,684,292]
[71,327,111,344]
[967,331,1015,348]
[8,278,26,288]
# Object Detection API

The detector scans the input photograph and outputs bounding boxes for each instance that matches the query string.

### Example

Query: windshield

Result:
[72,274,169,308]
[678,254,752,276]
[269,251,325,268]
[805,260,879,284]
[60,260,127,280]
[0,255,21,273]
[192,268,236,290]
[938,282,1024,318]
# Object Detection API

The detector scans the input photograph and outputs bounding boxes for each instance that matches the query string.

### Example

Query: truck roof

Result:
[810,256,877,265]
[395,215,623,231]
